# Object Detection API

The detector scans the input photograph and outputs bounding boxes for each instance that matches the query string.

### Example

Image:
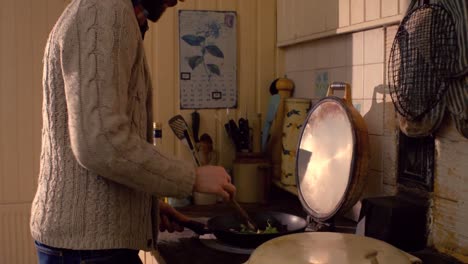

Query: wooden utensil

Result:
[169,115,258,231]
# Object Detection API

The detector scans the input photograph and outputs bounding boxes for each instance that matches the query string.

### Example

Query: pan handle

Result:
[178,219,210,235]
[327,82,352,104]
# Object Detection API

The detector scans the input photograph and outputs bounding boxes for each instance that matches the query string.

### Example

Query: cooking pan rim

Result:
[206,211,308,234]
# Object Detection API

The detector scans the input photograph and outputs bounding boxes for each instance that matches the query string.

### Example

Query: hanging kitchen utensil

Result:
[388,2,458,121]
[261,94,281,152]
[168,115,201,166]
[295,82,369,222]
[191,110,200,143]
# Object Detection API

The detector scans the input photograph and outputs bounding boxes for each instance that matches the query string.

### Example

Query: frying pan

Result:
[178,211,308,249]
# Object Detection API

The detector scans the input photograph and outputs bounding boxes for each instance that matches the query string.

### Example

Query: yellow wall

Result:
[0,0,276,263]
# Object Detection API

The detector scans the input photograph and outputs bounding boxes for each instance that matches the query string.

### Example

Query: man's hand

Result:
[158,200,190,233]
[194,165,236,201]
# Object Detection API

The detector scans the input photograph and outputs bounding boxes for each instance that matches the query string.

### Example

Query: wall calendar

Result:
[179,10,237,109]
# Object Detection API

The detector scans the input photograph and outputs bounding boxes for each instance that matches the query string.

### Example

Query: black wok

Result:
[180,211,308,249]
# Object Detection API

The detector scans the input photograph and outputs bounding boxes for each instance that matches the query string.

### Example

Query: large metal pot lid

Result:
[295,94,357,221]
[245,232,421,264]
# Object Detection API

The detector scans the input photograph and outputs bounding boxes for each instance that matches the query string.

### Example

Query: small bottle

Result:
[153,122,163,149]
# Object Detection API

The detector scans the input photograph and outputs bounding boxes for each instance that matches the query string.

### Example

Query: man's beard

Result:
[142,0,167,22]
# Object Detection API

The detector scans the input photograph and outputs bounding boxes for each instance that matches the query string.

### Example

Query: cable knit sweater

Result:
[30,0,196,251]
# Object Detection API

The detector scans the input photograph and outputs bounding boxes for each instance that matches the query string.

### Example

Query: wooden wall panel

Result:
[365,0,381,21]
[0,204,35,264]
[16,0,35,202]
[147,0,276,168]
[382,0,399,17]
[0,0,65,262]
[339,0,351,28]
[1,0,277,263]
[1,0,19,203]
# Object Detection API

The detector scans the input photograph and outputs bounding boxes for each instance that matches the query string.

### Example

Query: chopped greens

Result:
[238,220,279,234]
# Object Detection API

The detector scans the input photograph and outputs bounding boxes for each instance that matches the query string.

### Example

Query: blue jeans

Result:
[35,241,143,264]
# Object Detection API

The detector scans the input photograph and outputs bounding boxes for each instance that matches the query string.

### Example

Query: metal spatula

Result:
[168,115,201,166]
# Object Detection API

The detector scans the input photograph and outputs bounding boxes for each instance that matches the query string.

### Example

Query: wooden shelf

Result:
[273,179,298,196]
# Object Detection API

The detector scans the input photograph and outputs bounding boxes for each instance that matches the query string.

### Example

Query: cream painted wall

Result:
[0,0,277,263]
[0,0,69,263]
[143,0,277,169]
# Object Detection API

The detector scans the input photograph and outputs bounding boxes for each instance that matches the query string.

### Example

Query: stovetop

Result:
[156,216,357,264]
[157,218,251,264]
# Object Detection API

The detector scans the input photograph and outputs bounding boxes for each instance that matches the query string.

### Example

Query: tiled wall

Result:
[282,25,468,261]
[283,26,397,198]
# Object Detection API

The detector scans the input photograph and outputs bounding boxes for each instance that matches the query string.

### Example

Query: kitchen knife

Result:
[191,111,200,143]
[228,119,242,152]
[238,118,250,152]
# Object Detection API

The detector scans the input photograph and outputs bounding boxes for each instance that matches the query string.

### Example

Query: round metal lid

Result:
[295,97,356,221]
[246,232,420,264]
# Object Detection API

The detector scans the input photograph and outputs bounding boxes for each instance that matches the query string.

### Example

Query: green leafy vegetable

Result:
[238,220,279,234]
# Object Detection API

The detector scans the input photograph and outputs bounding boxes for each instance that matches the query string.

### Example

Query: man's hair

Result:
[142,0,167,22]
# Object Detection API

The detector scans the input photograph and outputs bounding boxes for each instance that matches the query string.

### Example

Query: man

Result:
[30,0,236,263]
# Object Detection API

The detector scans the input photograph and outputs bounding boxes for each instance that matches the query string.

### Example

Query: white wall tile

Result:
[353,99,364,115]
[385,25,399,74]
[302,42,318,71]
[315,39,332,69]
[369,135,383,171]
[351,32,364,65]
[364,28,384,64]
[351,0,365,24]
[303,70,318,98]
[286,71,307,98]
[284,45,304,72]
[362,98,384,135]
[339,0,350,27]
[351,65,364,100]
[330,35,350,67]
[363,63,384,100]
[382,0,398,17]
[313,69,331,99]
[365,0,381,21]
[329,67,352,89]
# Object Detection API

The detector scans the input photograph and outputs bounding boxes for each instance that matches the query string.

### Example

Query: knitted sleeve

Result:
[59,0,195,198]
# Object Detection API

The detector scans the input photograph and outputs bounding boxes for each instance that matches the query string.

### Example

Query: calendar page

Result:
[179,10,237,109]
